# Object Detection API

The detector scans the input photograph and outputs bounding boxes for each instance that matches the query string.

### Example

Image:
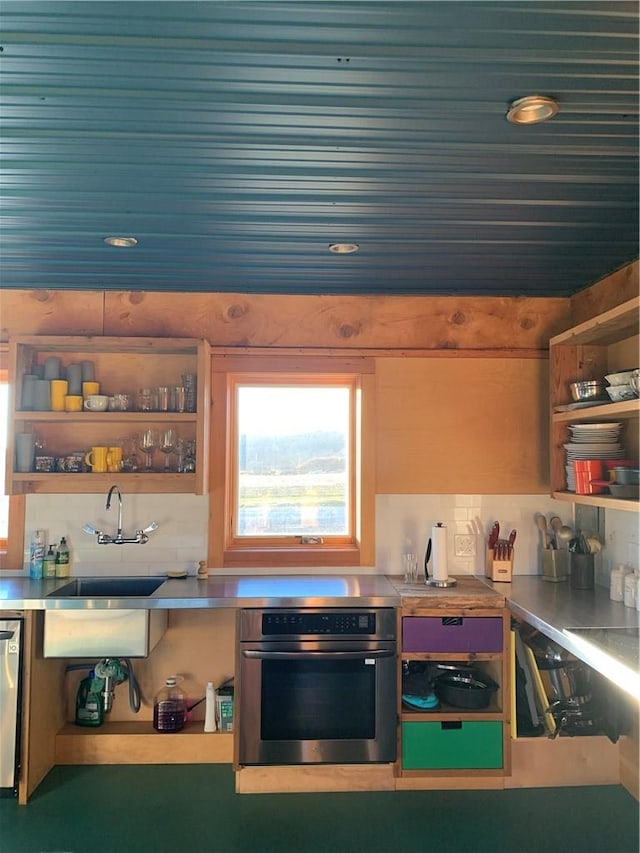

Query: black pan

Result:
[433,672,498,709]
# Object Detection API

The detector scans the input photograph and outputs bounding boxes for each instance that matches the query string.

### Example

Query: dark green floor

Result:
[1,765,638,853]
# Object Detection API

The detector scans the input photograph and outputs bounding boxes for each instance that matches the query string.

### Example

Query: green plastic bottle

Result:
[43,545,57,579]
[75,671,103,727]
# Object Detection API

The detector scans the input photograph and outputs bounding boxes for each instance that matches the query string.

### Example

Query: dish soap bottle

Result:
[43,544,57,579]
[55,537,70,578]
[153,677,186,732]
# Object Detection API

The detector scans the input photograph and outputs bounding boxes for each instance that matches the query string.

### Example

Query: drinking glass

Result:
[121,435,139,472]
[177,438,196,473]
[139,428,160,471]
[159,428,178,471]
[403,553,418,584]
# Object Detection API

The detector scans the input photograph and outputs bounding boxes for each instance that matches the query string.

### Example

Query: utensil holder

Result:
[485,547,513,582]
[570,553,594,590]
[541,549,569,583]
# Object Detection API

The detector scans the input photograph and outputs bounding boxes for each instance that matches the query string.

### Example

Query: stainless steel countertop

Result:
[483,575,639,699]
[1,571,637,694]
[0,574,402,610]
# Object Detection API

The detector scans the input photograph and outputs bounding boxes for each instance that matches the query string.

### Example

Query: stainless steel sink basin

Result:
[44,577,168,657]
[47,577,165,598]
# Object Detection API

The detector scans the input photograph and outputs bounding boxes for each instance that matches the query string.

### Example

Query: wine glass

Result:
[159,428,178,472]
[139,428,159,471]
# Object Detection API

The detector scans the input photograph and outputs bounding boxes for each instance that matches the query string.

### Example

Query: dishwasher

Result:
[0,618,23,797]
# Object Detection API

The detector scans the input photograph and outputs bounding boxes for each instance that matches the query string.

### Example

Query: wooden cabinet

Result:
[7,336,211,494]
[397,595,511,783]
[549,296,639,512]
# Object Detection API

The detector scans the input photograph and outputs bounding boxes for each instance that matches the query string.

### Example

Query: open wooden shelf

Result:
[549,296,639,513]
[55,721,233,765]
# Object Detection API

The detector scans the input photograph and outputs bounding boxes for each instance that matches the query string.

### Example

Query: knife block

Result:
[485,547,513,582]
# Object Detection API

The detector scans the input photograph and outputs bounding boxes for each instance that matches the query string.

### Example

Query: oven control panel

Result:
[262,611,376,635]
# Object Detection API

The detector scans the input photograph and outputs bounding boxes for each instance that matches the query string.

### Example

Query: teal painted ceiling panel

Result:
[0,1,637,295]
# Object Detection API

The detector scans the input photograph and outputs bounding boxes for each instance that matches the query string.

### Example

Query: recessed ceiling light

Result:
[506,95,559,125]
[328,243,359,254]
[103,236,138,247]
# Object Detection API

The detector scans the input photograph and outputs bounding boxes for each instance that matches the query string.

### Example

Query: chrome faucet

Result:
[83,486,158,545]
[106,485,123,540]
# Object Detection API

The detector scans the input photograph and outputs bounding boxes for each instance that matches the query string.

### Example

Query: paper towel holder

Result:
[425,522,457,588]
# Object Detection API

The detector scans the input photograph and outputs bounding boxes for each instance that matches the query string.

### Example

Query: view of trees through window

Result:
[236,384,351,537]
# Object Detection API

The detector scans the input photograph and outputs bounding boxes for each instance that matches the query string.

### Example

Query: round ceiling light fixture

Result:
[103,236,138,247]
[506,95,559,125]
[328,242,359,254]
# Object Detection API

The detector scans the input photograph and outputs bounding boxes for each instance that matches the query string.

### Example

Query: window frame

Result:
[209,353,375,569]
[0,353,26,570]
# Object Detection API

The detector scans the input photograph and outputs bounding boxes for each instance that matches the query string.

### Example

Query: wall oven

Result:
[238,608,397,765]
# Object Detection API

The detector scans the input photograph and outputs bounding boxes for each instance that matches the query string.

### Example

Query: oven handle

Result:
[242,649,395,660]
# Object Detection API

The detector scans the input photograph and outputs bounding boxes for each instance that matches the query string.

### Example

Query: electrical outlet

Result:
[454,534,476,557]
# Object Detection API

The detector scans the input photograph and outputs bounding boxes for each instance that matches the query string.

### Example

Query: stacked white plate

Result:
[564,422,625,491]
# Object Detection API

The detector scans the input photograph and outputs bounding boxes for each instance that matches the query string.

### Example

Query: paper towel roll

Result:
[431,523,448,582]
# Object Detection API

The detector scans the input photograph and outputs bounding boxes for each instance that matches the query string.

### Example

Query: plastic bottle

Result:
[75,670,103,727]
[610,564,626,602]
[55,537,70,578]
[43,544,57,579]
[29,529,45,579]
[153,677,186,732]
[204,681,217,732]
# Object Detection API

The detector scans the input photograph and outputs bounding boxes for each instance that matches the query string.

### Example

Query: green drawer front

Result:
[402,721,503,770]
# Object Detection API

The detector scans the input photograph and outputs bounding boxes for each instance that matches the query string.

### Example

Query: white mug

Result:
[84,394,109,412]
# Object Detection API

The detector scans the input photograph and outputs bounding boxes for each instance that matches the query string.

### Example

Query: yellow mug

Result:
[64,395,83,412]
[50,379,69,412]
[107,446,123,473]
[82,381,100,398]
[84,446,109,473]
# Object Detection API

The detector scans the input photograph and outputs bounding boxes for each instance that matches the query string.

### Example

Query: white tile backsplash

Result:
[375,494,576,579]
[23,493,208,576]
[19,490,634,586]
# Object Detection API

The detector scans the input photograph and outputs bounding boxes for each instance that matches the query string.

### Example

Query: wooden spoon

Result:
[536,514,551,549]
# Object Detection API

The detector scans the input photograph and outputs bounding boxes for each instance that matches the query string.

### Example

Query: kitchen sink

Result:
[44,577,168,658]
[47,577,165,598]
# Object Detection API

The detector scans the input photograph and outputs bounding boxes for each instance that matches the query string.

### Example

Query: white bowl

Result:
[605,384,636,402]
[605,369,638,386]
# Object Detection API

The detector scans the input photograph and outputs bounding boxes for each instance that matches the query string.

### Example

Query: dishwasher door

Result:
[0,619,23,795]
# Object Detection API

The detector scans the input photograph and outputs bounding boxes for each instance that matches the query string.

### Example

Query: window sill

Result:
[222,546,361,569]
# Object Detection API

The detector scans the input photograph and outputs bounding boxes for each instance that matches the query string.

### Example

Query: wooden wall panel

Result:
[376,357,549,494]
[0,291,105,340]
[103,291,568,351]
[570,260,639,326]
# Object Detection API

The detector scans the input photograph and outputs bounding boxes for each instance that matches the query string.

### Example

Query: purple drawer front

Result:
[402,616,503,653]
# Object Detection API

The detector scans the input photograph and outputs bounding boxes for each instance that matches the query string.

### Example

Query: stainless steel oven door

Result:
[238,641,397,765]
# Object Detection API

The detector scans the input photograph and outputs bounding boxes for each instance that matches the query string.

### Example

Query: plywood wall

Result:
[376,357,549,494]
[0,267,632,500]
[1,289,568,351]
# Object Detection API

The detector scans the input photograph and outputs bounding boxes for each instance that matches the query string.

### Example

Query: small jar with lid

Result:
[623,571,638,609]
[153,677,186,732]
[610,565,626,602]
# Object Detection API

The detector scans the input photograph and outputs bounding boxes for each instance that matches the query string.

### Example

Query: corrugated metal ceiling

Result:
[0,1,638,296]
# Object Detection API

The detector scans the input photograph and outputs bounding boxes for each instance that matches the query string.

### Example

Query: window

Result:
[0,354,26,570]
[210,355,375,568]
